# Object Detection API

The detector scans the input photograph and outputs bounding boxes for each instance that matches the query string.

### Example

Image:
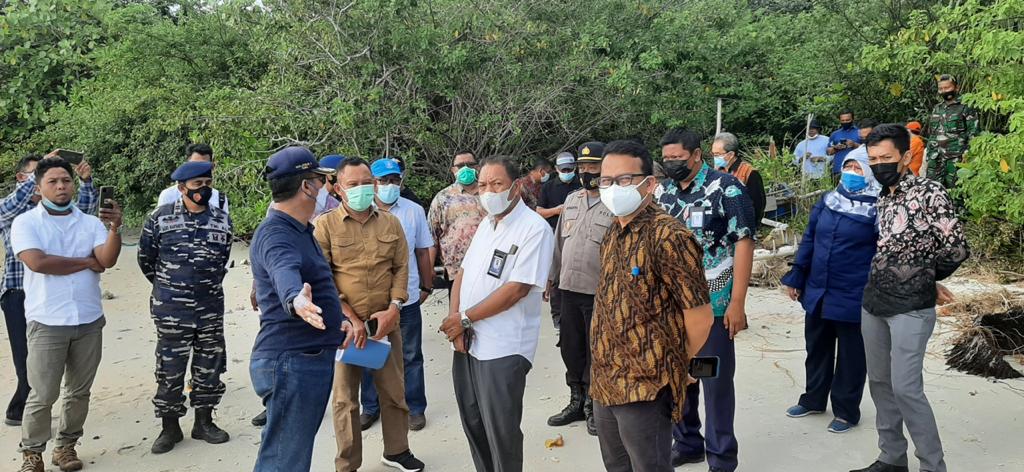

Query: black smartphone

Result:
[56,149,85,165]
[99,186,115,210]
[689,356,720,379]
[366,318,379,338]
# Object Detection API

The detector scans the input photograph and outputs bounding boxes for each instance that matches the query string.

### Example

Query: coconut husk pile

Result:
[943,289,1024,379]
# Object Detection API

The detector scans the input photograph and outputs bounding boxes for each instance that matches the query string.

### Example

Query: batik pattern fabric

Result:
[655,163,756,316]
[591,204,709,422]
[863,173,969,317]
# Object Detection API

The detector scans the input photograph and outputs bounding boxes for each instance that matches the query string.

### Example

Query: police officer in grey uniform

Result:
[138,161,233,454]
[546,141,614,436]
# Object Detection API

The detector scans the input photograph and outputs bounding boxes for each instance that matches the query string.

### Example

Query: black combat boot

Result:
[583,395,597,436]
[192,408,230,444]
[151,416,184,454]
[547,385,586,426]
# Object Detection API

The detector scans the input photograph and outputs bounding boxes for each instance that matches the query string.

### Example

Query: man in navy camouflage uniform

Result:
[138,161,233,454]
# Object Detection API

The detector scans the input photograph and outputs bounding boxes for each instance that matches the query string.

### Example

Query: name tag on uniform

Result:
[158,215,186,233]
[686,205,706,229]
[207,232,228,244]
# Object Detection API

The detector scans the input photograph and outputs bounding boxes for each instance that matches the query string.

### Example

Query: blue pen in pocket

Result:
[631,266,641,277]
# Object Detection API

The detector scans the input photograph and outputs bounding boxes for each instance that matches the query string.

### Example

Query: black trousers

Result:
[550,287,563,330]
[798,309,867,424]
[1,290,29,421]
[594,387,674,472]
[453,352,531,472]
[559,290,594,389]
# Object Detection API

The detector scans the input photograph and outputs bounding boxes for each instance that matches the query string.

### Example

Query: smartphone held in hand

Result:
[99,186,115,210]
[689,356,720,379]
[56,149,85,165]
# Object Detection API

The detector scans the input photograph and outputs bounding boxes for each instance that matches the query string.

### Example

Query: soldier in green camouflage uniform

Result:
[924,74,980,189]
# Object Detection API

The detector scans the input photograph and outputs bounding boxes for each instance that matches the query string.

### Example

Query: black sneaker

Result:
[360,411,380,431]
[251,410,267,427]
[671,450,705,467]
[382,450,425,472]
[850,461,909,472]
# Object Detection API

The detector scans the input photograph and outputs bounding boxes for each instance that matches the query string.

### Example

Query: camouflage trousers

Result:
[151,296,226,418]
[927,155,961,189]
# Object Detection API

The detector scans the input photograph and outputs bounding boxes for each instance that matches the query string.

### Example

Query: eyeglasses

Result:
[377,176,403,185]
[307,175,326,185]
[597,174,646,189]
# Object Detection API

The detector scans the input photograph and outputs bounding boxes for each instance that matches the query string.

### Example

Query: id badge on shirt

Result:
[487,245,519,279]
[686,205,706,230]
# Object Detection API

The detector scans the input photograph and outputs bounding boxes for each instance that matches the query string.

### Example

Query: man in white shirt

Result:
[156,144,229,212]
[440,155,554,472]
[11,157,123,472]
[360,158,435,432]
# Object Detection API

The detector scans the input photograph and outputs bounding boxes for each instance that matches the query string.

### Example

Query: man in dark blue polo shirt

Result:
[248,146,347,472]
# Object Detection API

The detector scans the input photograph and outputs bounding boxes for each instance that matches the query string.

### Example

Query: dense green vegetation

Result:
[1,0,1020,250]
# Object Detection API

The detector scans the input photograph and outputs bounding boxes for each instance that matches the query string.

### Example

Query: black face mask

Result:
[870,162,903,187]
[663,159,694,182]
[940,91,957,101]
[186,186,213,207]
[580,172,600,190]
[841,122,854,130]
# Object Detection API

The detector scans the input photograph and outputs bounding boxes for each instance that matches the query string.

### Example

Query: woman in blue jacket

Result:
[781,149,879,434]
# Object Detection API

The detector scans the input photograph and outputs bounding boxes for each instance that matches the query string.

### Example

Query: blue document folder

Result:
[337,338,391,370]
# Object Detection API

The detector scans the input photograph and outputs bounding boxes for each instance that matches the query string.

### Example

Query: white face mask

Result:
[599,177,649,217]
[479,187,514,216]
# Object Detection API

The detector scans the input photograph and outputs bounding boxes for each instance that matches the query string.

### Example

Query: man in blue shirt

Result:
[0,152,96,427]
[828,110,862,182]
[793,120,832,179]
[248,146,345,472]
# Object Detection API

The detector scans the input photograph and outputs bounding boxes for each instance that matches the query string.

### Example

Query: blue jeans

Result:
[250,349,335,472]
[361,302,426,416]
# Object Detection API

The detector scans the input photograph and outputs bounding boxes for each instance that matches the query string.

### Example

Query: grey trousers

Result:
[862,308,946,472]
[593,388,673,472]
[20,317,105,453]
[452,352,531,472]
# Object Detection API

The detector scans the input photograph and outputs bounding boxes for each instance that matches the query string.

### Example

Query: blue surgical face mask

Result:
[841,171,868,192]
[540,173,551,183]
[377,184,401,205]
[713,156,728,170]
[558,171,576,183]
[41,197,73,212]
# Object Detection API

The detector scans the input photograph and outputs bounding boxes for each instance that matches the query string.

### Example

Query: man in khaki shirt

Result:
[545,141,613,437]
[313,157,425,472]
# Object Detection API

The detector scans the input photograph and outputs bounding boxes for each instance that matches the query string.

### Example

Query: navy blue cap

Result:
[320,154,345,173]
[577,142,606,163]
[371,158,402,178]
[171,161,213,182]
[264,146,332,180]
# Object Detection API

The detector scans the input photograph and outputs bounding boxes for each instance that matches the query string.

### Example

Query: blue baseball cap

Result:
[320,154,345,173]
[264,146,333,180]
[171,161,213,182]
[371,158,402,178]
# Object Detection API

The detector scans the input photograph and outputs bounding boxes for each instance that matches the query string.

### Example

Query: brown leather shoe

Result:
[52,444,84,471]
[19,451,43,472]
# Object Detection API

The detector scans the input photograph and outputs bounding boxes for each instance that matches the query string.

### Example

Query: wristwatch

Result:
[390,299,403,310]
[460,311,472,330]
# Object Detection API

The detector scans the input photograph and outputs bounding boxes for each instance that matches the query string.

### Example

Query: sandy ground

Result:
[1,242,1022,472]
